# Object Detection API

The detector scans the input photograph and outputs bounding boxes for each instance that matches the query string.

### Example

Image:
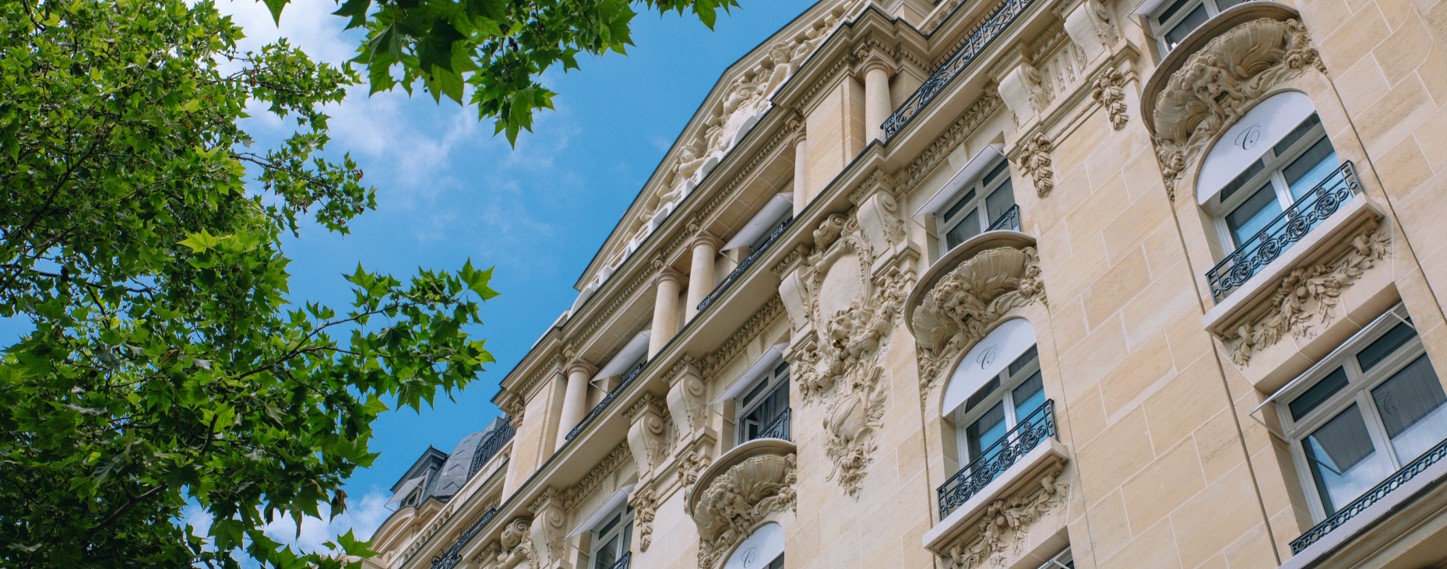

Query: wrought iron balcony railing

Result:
[751,408,792,443]
[937,400,1056,518]
[467,421,516,478]
[881,0,1037,141]
[986,204,1021,233]
[565,361,647,442]
[605,552,632,569]
[430,507,500,569]
[697,217,793,314]
[1289,436,1447,554]
[1206,161,1362,302]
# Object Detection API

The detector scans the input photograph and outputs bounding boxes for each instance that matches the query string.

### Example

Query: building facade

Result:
[368,0,1447,567]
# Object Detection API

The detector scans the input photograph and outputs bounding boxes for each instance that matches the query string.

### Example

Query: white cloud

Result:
[214,0,357,65]
[260,488,391,554]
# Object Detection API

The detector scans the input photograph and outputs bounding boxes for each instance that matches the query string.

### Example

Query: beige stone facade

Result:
[368,0,1447,568]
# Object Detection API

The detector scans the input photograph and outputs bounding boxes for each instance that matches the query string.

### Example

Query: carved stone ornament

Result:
[1014,132,1055,198]
[1148,16,1324,200]
[784,210,914,496]
[499,394,525,430]
[666,355,708,437]
[527,490,567,567]
[474,516,537,569]
[687,445,798,569]
[626,393,670,478]
[1091,67,1129,131]
[1220,225,1391,366]
[909,241,1047,398]
[940,471,1069,569]
[680,446,713,489]
[630,486,660,553]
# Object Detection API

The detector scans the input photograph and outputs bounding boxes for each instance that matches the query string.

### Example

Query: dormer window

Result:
[1150,0,1250,53]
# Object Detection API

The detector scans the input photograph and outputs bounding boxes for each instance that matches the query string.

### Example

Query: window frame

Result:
[1149,0,1248,54]
[948,346,1042,467]
[588,506,634,569]
[1205,114,1336,254]
[735,360,791,446]
[1036,547,1073,569]
[1275,306,1445,521]
[935,157,1016,253]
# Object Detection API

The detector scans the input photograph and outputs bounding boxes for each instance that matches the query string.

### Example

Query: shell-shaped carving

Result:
[912,246,1035,354]
[826,393,867,443]
[693,454,793,531]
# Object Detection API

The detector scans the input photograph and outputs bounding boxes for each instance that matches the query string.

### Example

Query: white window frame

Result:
[1149,0,1250,53]
[1204,113,1336,254]
[1036,547,1073,569]
[735,360,791,446]
[588,505,634,569]
[1275,305,1445,521]
[935,157,1016,253]
[949,346,1042,467]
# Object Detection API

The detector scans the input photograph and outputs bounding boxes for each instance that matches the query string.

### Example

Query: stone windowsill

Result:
[1279,451,1447,569]
[922,438,1068,554]
[1202,193,1383,339]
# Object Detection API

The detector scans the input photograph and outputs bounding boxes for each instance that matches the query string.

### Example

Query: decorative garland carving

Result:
[785,208,913,496]
[1014,132,1055,198]
[1150,17,1323,201]
[912,246,1047,398]
[680,446,713,489]
[630,487,660,553]
[901,94,1003,191]
[561,442,631,509]
[940,471,1069,569]
[1091,67,1129,131]
[691,452,798,568]
[1220,225,1392,366]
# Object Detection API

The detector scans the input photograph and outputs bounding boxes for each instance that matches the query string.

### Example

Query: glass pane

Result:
[767,554,785,569]
[941,189,977,221]
[1283,136,1339,201]
[1013,372,1046,421]
[1225,184,1282,247]
[985,180,1016,226]
[1372,355,1447,460]
[963,376,1002,415]
[1008,346,1039,376]
[1218,159,1267,204]
[1156,0,1194,25]
[966,402,1008,460]
[1289,367,1351,421]
[944,208,982,250]
[1163,5,1210,49]
[1357,322,1418,372]
[1302,404,1393,514]
[1216,0,1247,8]
[593,535,620,569]
[983,160,1011,187]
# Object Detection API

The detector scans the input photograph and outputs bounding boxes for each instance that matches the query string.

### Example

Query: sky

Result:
[201,0,821,553]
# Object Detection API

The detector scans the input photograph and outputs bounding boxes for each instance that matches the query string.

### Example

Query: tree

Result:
[0,0,495,566]
[0,0,733,565]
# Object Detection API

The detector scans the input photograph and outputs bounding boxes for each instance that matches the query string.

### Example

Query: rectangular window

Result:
[736,362,791,445]
[938,159,1017,251]
[1279,307,1447,519]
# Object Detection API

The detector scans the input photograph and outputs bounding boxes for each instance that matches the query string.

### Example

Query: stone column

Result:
[862,61,893,142]
[685,233,722,321]
[555,361,594,450]
[792,130,809,215]
[649,270,684,357]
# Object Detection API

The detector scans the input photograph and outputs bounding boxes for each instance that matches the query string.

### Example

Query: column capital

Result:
[656,268,685,286]
[564,360,596,377]
[687,230,723,251]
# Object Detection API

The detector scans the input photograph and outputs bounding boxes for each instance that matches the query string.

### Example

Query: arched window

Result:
[723,522,784,569]
[941,319,1044,473]
[1197,92,1344,299]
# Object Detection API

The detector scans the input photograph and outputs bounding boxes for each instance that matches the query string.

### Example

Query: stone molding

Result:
[906,234,1047,399]
[473,516,536,569]
[937,470,1069,569]
[900,94,1004,192]
[626,393,670,479]
[561,442,631,510]
[1219,224,1393,366]
[685,440,798,569]
[701,295,786,376]
[1144,11,1324,201]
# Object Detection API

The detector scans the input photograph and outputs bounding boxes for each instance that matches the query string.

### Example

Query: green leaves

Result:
[345,0,738,145]
[0,0,495,566]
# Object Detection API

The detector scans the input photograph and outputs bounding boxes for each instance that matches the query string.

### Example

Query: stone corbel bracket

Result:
[685,439,798,569]
[473,516,537,569]
[626,392,670,481]
[1141,4,1324,201]
[906,232,1047,400]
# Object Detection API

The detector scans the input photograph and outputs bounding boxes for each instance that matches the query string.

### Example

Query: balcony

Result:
[697,217,792,313]
[1206,162,1363,302]
[605,552,632,569]
[882,0,1037,141]
[1285,437,1447,565]
[749,408,792,444]
[467,421,516,478]
[429,507,499,569]
[565,361,647,442]
[938,400,1057,518]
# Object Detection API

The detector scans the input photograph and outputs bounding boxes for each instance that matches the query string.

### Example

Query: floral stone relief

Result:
[941,470,1069,569]
[688,450,798,569]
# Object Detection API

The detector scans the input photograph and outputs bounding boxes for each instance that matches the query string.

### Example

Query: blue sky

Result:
[194,0,820,551]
